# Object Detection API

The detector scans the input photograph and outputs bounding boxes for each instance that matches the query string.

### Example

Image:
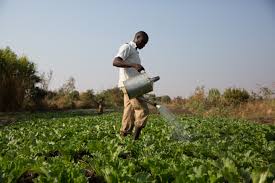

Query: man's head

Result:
[133,31,149,49]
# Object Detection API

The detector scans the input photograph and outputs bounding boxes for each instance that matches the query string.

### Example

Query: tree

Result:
[39,70,53,91]
[69,90,80,101]
[59,77,76,95]
[0,47,41,111]
[79,90,97,108]
[96,88,123,108]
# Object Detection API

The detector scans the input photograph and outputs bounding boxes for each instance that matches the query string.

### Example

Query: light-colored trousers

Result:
[120,94,149,134]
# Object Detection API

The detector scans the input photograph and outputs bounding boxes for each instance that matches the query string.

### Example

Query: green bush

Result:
[207,88,221,107]
[0,47,40,111]
[186,86,207,114]
[223,88,250,106]
[95,88,123,108]
[78,90,97,108]
[160,95,172,104]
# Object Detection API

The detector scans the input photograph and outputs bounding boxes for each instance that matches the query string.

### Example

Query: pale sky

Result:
[0,0,274,97]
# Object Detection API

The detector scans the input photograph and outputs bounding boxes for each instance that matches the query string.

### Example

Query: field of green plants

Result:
[1,112,275,182]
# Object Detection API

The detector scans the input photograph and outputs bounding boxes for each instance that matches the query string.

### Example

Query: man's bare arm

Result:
[113,57,145,72]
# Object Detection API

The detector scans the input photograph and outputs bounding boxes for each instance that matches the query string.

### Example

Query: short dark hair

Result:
[135,31,149,40]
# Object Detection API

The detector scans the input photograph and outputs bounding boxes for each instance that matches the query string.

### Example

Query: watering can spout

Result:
[150,76,160,83]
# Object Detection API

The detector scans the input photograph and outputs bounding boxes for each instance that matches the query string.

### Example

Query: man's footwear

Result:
[133,127,142,140]
[120,132,126,137]
[120,131,132,137]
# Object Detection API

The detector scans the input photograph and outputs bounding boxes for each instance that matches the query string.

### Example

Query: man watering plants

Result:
[112,31,149,140]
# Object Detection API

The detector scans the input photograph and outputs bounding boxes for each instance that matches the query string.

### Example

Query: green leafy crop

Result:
[1,112,275,182]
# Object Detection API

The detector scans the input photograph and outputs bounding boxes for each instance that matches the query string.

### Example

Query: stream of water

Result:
[156,105,192,141]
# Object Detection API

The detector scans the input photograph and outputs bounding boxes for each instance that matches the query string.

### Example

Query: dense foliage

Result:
[223,88,250,106]
[0,47,40,112]
[1,112,275,182]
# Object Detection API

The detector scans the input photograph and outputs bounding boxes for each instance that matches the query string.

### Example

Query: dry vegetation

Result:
[1,47,274,125]
[165,86,275,124]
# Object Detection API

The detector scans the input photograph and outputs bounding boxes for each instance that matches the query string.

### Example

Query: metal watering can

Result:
[122,72,160,99]
[123,73,191,141]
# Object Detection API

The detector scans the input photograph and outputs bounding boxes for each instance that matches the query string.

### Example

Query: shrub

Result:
[223,88,250,106]
[96,88,123,108]
[172,96,186,106]
[78,90,97,108]
[207,88,221,107]
[160,95,172,104]
[186,86,207,114]
[55,95,75,109]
